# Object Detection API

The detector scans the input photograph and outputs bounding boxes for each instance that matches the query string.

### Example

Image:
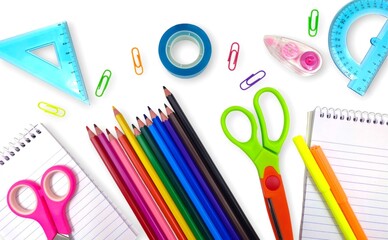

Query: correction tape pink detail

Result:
[263,35,322,76]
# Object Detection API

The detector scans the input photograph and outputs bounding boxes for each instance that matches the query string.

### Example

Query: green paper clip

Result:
[308,9,319,37]
[95,69,112,97]
[38,102,66,117]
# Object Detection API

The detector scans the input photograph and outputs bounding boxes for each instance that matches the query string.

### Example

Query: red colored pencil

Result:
[86,126,157,240]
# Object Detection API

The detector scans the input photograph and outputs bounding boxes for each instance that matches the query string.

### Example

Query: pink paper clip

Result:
[227,42,240,71]
[240,70,266,90]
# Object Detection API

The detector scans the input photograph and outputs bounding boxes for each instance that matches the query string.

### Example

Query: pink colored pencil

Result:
[107,129,176,240]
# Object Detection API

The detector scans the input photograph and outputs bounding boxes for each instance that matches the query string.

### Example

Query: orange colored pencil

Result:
[310,145,367,240]
[115,127,186,240]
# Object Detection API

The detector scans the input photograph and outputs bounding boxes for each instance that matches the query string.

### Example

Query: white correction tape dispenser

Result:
[264,35,322,76]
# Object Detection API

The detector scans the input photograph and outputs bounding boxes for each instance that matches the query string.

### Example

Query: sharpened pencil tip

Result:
[131,124,136,129]
[136,116,140,120]
[164,103,168,108]
[147,106,151,110]
[86,126,95,138]
[163,86,166,89]
[94,125,102,134]
[143,114,148,119]
[163,86,171,96]
[112,106,120,115]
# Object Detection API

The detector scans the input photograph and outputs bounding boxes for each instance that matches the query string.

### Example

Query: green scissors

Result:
[220,87,293,240]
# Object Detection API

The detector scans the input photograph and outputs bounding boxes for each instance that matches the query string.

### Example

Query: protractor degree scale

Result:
[329,0,388,96]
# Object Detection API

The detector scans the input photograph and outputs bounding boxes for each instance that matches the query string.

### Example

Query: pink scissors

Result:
[7,165,76,240]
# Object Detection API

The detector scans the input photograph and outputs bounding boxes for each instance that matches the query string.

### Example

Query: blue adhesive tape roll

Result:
[158,23,212,78]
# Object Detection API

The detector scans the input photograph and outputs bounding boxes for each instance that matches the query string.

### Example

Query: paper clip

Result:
[308,9,319,37]
[240,70,266,90]
[37,102,66,117]
[227,42,240,71]
[131,47,144,75]
[95,69,112,97]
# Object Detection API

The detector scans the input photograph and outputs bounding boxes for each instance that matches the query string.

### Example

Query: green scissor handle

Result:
[220,87,290,160]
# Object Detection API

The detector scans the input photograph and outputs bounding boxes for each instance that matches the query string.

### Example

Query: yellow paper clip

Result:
[131,47,144,75]
[95,69,112,97]
[308,9,319,37]
[37,102,66,117]
[227,42,240,71]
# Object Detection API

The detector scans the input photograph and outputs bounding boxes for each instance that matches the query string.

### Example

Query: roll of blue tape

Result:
[158,23,212,78]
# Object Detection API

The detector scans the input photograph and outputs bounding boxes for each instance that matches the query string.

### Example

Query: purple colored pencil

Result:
[94,125,167,240]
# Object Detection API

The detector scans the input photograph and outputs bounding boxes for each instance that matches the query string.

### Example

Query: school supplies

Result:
[131,47,144,75]
[221,87,293,240]
[292,136,356,240]
[227,42,240,71]
[0,22,89,104]
[133,124,212,239]
[158,24,212,78]
[7,165,76,240]
[308,9,319,37]
[240,70,266,90]
[38,101,66,117]
[107,130,177,240]
[264,35,322,76]
[149,108,239,239]
[87,126,155,239]
[113,127,186,240]
[0,124,136,240]
[328,0,388,96]
[164,86,260,240]
[144,115,225,240]
[95,69,112,97]
[300,107,388,239]
[310,146,366,239]
[132,125,202,240]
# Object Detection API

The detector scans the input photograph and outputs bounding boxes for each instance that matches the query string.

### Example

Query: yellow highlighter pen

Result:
[293,135,356,240]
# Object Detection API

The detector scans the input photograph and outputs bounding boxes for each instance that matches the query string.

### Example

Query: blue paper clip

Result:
[308,9,319,37]
[227,42,240,71]
[240,70,266,90]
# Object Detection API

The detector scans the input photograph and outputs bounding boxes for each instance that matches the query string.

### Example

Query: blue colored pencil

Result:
[148,108,233,240]
[140,116,224,240]
[157,108,240,239]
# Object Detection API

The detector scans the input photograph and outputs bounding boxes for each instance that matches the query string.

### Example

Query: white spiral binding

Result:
[317,107,388,125]
[0,125,42,166]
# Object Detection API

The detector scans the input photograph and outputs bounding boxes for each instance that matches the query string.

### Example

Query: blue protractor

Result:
[329,0,388,96]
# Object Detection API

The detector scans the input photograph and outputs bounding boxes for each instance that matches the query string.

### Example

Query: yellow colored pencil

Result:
[293,135,356,240]
[113,106,196,240]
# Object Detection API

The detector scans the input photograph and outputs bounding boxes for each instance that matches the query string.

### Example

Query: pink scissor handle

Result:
[7,180,58,240]
[41,165,76,235]
[7,165,76,240]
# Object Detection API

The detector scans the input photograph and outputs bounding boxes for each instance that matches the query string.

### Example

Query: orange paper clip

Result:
[227,42,240,71]
[131,47,144,75]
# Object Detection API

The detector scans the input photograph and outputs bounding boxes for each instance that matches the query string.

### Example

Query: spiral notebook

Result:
[0,123,138,240]
[300,107,388,239]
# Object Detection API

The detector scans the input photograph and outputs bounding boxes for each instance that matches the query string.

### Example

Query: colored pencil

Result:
[150,107,237,239]
[114,127,186,240]
[144,115,223,240]
[310,146,367,240]
[163,90,258,240]
[113,107,188,239]
[108,129,176,240]
[135,123,213,240]
[134,125,205,240]
[158,108,240,239]
[86,126,157,240]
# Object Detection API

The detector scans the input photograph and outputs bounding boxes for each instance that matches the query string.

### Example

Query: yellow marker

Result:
[113,106,195,239]
[293,135,356,240]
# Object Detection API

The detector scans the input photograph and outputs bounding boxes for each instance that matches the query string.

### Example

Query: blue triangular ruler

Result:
[0,22,89,104]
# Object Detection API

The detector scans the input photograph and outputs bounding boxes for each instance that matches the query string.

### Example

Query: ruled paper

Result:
[0,124,137,240]
[300,108,388,239]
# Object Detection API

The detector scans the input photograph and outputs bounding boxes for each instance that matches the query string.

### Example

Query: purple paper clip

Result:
[227,42,240,71]
[240,70,266,90]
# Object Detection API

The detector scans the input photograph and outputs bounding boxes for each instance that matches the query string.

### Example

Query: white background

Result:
[0,0,387,239]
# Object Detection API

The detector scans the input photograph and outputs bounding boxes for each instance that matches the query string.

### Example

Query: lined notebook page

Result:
[300,107,388,239]
[0,124,137,240]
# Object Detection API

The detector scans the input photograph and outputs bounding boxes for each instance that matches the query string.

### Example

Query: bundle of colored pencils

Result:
[86,87,259,240]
